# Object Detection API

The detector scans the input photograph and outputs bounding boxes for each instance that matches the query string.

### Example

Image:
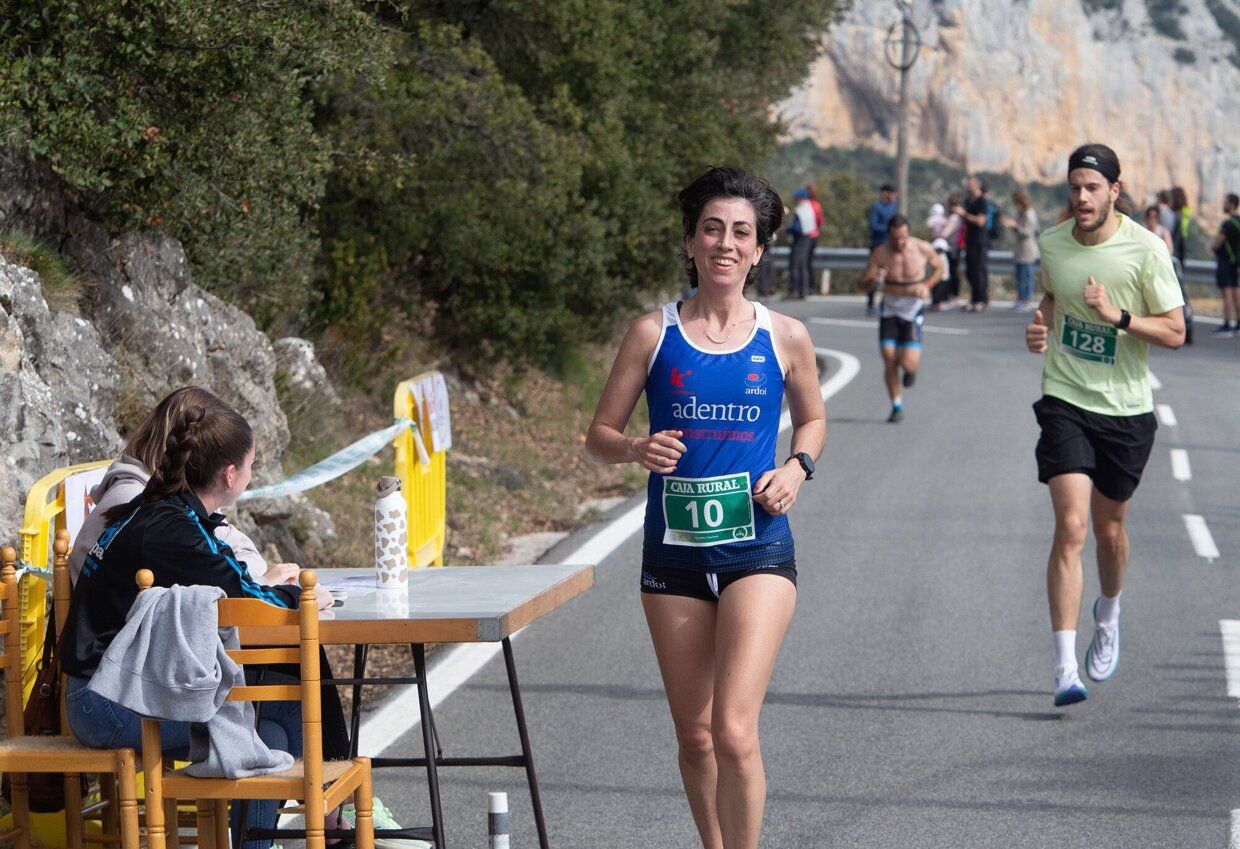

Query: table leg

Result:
[503,638,549,849]
[349,643,370,758]
[411,643,445,849]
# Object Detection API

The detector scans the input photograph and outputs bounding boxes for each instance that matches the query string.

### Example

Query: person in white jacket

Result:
[68,387,299,587]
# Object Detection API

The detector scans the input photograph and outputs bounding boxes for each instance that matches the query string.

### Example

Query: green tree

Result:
[0,0,390,329]
[318,0,847,364]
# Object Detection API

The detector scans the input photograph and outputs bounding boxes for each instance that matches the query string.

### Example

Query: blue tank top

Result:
[642,300,794,572]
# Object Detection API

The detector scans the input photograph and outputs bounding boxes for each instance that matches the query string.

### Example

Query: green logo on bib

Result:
[1061,313,1117,365]
[662,472,756,547]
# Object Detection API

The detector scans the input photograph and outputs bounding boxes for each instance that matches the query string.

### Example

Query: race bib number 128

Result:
[662,472,756,547]
[1061,313,1117,365]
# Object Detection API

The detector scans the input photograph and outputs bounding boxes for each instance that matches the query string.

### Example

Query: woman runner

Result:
[586,166,825,849]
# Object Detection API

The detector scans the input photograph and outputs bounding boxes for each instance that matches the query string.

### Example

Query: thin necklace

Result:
[704,326,732,344]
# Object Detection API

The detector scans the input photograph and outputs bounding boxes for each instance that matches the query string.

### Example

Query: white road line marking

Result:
[1231,808,1240,849]
[1184,515,1220,561]
[1157,404,1178,426]
[1222,621,1240,700]
[1170,449,1192,481]
[1149,371,1162,390]
[808,316,970,336]
[356,347,862,757]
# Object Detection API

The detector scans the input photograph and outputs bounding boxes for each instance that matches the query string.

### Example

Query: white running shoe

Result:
[1085,598,1120,682]
[1053,667,1088,707]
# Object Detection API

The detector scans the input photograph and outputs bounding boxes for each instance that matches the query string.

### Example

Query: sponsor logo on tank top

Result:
[744,372,768,395]
[669,395,761,423]
[751,354,765,363]
[670,366,692,390]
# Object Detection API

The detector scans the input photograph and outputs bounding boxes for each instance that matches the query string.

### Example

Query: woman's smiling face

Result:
[686,197,763,290]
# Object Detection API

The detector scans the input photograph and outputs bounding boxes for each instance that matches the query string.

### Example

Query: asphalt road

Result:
[368,296,1239,848]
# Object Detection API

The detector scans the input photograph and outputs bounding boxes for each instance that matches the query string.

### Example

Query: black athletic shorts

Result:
[878,311,924,349]
[1032,394,1157,503]
[1216,260,1238,289]
[640,560,797,602]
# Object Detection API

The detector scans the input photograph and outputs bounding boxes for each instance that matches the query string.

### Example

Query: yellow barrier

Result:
[393,372,449,568]
[17,459,112,700]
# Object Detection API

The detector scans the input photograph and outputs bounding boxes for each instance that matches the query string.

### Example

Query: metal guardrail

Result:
[768,246,1217,286]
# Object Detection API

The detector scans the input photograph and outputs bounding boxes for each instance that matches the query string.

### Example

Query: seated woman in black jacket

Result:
[60,390,334,849]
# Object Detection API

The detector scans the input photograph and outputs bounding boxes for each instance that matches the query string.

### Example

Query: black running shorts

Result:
[640,561,797,602]
[878,313,924,349]
[1032,394,1157,503]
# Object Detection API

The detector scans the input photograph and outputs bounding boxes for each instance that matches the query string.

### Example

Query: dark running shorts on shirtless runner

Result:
[1032,394,1157,502]
[640,560,798,602]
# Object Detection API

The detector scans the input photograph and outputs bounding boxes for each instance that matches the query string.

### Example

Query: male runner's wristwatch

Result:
[787,452,814,481]
[1114,309,1132,330]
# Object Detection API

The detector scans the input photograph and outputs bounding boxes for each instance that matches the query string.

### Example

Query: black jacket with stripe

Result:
[60,490,298,679]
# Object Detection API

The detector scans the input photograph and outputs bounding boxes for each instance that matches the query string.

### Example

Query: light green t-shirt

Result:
[1038,214,1184,415]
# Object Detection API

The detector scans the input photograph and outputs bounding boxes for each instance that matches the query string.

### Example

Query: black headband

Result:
[1068,151,1120,183]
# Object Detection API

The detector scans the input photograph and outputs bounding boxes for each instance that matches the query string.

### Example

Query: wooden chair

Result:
[135,568,375,849]
[0,537,146,849]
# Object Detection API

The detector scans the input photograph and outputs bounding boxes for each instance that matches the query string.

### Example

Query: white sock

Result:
[1096,592,1121,627]
[892,394,903,408]
[1053,630,1078,679]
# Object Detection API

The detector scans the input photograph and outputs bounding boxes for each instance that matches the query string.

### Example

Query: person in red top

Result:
[787,187,820,299]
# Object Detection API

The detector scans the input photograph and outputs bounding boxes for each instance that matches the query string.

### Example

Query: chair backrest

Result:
[51,530,73,734]
[1,546,25,738]
[135,569,324,792]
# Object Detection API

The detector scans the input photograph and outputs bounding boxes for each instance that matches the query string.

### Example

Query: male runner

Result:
[1025,144,1185,706]
[861,215,942,422]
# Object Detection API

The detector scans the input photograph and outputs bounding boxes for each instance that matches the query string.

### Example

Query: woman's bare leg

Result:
[643,592,723,849]
[712,575,797,849]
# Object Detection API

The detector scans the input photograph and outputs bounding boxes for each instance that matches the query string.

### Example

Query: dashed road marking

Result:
[1184,515,1220,562]
[1222,620,1240,700]
[1157,404,1178,427]
[1170,449,1192,481]
[1149,371,1162,390]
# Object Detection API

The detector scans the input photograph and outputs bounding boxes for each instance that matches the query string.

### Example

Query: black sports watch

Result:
[787,452,814,481]
[1114,309,1131,330]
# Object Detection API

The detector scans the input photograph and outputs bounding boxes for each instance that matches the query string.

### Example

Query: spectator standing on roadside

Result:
[1210,192,1240,337]
[954,176,993,311]
[1004,189,1040,311]
[1170,186,1191,267]
[1157,189,1176,236]
[808,183,825,295]
[787,187,818,300]
[935,192,966,309]
[866,184,900,315]
[1143,206,1174,253]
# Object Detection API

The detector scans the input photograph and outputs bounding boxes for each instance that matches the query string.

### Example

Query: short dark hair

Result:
[677,166,783,289]
[880,183,896,193]
[1227,193,1240,209]
[887,214,910,231]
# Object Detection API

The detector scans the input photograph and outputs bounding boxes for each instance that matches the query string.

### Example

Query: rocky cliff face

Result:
[781,0,1240,218]
[0,148,335,563]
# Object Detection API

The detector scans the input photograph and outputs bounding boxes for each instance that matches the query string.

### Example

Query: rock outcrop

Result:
[0,148,336,562]
[0,260,122,546]
[780,0,1240,220]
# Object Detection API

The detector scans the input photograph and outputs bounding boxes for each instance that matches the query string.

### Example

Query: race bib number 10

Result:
[1061,313,1117,365]
[662,472,756,547]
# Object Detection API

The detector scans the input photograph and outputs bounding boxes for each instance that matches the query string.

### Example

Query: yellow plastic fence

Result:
[393,371,449,568]
[17,459,113,700]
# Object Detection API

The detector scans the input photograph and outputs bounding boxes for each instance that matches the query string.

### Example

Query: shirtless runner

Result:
[860,215,944,422]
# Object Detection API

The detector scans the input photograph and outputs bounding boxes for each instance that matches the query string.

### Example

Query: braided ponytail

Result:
[104,388,253,521]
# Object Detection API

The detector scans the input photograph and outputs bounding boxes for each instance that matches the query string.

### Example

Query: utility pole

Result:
[885,1,921,217]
